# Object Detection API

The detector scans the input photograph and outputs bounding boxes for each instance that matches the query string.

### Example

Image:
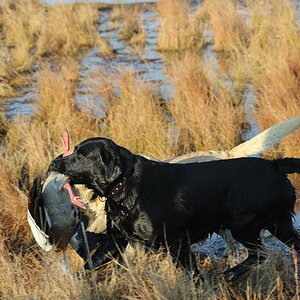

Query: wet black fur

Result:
[51,137,300,281]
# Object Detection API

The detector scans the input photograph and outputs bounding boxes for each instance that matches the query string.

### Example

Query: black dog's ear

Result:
[95,146,122,183]
[105,153,124,183]
[103,146,133,183]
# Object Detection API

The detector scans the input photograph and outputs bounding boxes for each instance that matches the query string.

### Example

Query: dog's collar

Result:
[106,156,135,199]
[107,177,127,198]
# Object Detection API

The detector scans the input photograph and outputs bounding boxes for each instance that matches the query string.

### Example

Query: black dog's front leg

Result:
[84,233,128,270]
[168,238,204,282]
[72,231,108,261]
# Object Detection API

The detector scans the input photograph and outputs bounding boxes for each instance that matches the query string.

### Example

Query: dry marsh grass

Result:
[206,0,300,173]
[88,68,175,159]
[253,49,300,187]
[2,61,101,187]
[253,52,300,158]
[1,0,102,57]
[0,0,107,96]
[35,3,101,57]
[204,0,249,53]
[0,0,38,71]
[165,53,245,153]
[156,0,205,51]
[95,35,114,56]
[247,0,298,53]
[244,0,300,183]
[119,6,146,46]
[0,247,92,299]
[0,164,30,253]
[236,0,299,76]
[0,238,299,299]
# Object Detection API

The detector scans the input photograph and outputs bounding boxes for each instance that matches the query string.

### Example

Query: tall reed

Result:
[2,61,101,186]
[204,0,249,53]
[1,241,298,299]
[165,53,245,153]
[156,0,205,51]
[89,68,175,159]
[253,49,300,161]
[36,2,102,56]
[248,0,300,162]
[245,0,299,73]
[0,247,91,299]
[119,6,146,46]
[0,164,30,252]
[0,0,106,95]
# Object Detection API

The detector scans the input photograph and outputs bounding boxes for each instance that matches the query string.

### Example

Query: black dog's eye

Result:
[76,153,84,160]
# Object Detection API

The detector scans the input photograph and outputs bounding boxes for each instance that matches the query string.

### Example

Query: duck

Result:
[27,131,87,251]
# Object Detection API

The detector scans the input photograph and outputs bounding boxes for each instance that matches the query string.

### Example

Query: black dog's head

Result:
[51,137,134,197]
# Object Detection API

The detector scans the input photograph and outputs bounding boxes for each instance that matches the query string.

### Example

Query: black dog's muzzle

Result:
[49,157,66,173]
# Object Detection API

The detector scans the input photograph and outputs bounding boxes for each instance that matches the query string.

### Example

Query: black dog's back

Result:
[137,157,297,242]
[196,158,295,230]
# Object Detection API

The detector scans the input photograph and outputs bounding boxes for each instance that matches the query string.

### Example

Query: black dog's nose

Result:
[49,158,63,172]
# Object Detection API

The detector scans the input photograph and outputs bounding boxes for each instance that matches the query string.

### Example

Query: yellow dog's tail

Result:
[229,116,300,158]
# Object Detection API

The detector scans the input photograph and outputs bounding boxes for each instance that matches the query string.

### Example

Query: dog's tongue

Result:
[60,131,87,209]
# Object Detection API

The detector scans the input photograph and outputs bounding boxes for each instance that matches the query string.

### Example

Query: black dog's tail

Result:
[274,158,300,174]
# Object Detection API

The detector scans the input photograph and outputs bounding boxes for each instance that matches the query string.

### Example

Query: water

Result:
[2,87,37,118]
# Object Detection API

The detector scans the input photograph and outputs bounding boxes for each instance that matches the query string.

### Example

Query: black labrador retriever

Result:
[51,137,300,281]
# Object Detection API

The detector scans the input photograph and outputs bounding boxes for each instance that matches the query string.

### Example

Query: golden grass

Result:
[0,238,299,299]
[0,0,38,70]
[241,0,299,75]
[0,0,106,96]
[95,35,114,56]
[88,68,175,159]
[248,0,298,52]
[165,53,245,153]
[204,0,249,53]
[0,246,91,299]
[244,0,300,187]
[2,61,101,186]
[211,0,300,181]
[119,6,146,46]
[252,49,300,187]
[156,0,205,51]
[207,0,299,98]
[253,51,300,158]
[0,164,30,253]
[35,2,101,57]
